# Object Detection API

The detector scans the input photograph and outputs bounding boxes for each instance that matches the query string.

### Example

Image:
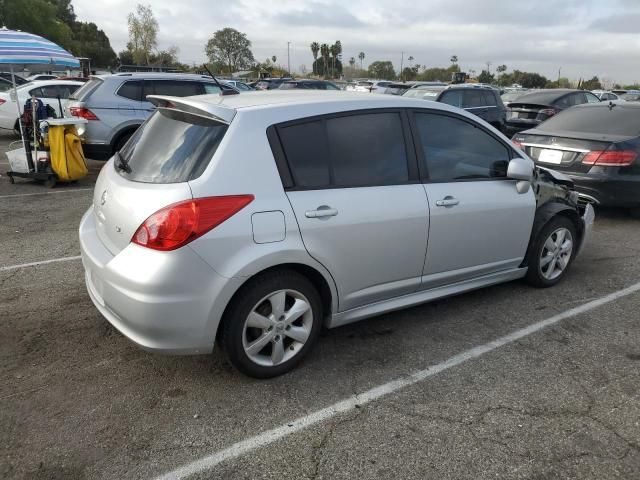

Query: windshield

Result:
[537,105,640,137]
[118,108,228,183]
[403,88,443,99]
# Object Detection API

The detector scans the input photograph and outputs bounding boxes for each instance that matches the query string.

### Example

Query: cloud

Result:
[275,2,365,28]
[590,13,640,33]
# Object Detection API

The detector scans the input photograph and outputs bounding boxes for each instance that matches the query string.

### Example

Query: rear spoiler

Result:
[147,95,235,125]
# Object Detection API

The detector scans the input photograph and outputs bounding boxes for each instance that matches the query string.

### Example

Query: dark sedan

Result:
[278,79,340,90]
[513,102,640,216]
[505,89,601,136]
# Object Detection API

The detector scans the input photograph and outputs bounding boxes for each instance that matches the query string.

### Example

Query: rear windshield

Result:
[537,105,640,137]
[69,78,102,100]
[514,90,573,105]
[117,108,228,183]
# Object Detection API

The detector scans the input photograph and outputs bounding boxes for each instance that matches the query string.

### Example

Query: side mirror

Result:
[507,156,534,181]
[507,156,534,194]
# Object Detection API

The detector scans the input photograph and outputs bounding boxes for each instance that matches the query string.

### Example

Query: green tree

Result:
[450,55,458,65]
[0,0,73,49]
[310,42,320,75]
[496,64,507,75]
[312,57,342,77]
[349,57,356,68]
[320,43,330,78]
[402,67,417,81]
[477,70,495,84]
[127,4,158,65]
[271,55,277,64]
[368,60,395,80]
[358,51,365,70]
[417,64,459,82]
[205,27,255,75]
[71,22,116,68]
[581,76,602,90]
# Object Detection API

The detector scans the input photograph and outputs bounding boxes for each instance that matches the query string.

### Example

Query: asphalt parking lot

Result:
[1,129,639,480]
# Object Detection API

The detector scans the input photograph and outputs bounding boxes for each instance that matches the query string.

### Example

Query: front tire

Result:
[525,216,577,288]
[221,270,322,378]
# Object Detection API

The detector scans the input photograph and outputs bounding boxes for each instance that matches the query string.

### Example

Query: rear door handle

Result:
[435,197,459,207]
[305,206,338,218]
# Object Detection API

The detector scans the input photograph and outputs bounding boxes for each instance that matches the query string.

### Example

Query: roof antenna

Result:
[202,64,239,96]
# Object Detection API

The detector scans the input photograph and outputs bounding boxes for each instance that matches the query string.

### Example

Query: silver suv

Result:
[79,91,594,378]
[66,72,238,160]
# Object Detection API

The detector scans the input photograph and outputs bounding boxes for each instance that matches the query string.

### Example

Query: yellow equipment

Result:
[48,124,88,181]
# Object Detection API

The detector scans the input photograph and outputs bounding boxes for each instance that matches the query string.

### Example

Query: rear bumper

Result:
[79,206,240,354]
[568,174,640,208]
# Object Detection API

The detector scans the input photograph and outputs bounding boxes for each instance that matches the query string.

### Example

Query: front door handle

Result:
[305,206,338,218]
[435,196,460,207]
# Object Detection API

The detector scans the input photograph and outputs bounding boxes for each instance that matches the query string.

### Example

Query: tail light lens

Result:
[582,149,638,167]
[69,106,99,120]
[132,195,254,251]
[537,108,558,119]
[0,98,5,106]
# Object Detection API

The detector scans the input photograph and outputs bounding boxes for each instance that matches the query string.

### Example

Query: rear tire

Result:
[113,131,133,154]
[221,270,323,378]
[525,216,577,288]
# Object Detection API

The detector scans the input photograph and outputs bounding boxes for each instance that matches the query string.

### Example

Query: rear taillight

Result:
[582,150,638,167]
[69,106,99,120]
[537,108,558,119]
[0,98,5,106]
[132,195,254,251]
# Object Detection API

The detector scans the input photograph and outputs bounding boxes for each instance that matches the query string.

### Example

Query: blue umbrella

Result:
[0,26,79,69]
[0,27,79,171]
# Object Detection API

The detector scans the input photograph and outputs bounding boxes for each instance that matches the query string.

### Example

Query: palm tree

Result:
[329,43,338,78]
[349,57,356,69]
[310,42,319,75]
[320,43,330,78]
[450,55,458,65]
[408,55,414,67]
[358,51,365,71]
[271,55,277,64]
[334,40,342,77]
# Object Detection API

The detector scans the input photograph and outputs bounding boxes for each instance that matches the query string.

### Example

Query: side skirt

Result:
[327,267,528,329]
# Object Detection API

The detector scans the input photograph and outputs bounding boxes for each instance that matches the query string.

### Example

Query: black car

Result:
[513,102,640,216]
[278,79,340,90]
[505,89,601,136]
[403,84,507,132]
[252,78,293,90]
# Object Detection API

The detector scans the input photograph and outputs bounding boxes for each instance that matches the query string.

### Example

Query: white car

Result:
[347,80,392,93]
[26,74,59,82]
[0,80,83,132]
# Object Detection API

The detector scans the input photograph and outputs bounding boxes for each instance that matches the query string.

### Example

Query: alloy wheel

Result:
[540,227,573,280]
[242,289,313,367]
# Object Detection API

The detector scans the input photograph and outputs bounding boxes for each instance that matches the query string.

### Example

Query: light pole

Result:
[400,52,404,81]
[287,42,291,76]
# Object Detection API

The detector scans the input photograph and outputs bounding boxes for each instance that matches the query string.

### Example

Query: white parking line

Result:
[155,280,640,480]
[1,255,81,272]
[0,188,92,199]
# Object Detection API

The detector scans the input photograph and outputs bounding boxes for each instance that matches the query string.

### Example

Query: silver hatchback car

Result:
[79,91,594,378]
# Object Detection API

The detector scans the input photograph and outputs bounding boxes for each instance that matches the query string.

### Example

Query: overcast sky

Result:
[74,0,640,84]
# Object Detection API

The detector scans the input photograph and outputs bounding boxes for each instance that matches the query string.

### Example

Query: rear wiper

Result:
[114,151,131,174]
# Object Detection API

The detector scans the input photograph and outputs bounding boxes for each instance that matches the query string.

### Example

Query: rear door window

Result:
[118,108,228,183]
[326,113,408,187]
[117,81,143,101]
[414,112,510,181]
[463,90,485,108]
[482,91,497,106]
[439,90,463,108]
[277,111,410,189]
[143,80,205,98]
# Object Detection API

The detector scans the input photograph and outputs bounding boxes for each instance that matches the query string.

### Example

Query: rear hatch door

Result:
[92,105,229,255]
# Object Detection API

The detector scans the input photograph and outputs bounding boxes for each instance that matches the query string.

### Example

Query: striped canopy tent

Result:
[0,26,79,71]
